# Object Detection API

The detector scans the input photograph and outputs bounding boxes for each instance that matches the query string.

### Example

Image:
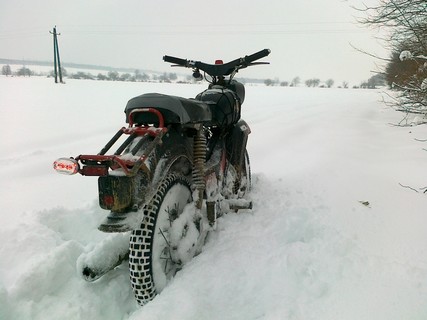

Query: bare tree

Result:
[264,79,273,86]
[17,66,32,77]
[2,65,12,76]
[107,71,119,81]
[291,76,300,87]
[359,0,427,53]
[305,78,320,87]
[359,0,427,115]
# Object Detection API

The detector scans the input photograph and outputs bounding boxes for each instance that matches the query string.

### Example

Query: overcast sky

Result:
[0,0,388,85]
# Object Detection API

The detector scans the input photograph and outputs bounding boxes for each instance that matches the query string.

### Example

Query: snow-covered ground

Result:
[1,76,427,320]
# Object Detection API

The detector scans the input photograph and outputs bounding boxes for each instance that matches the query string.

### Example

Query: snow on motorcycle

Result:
[53,48,271,305]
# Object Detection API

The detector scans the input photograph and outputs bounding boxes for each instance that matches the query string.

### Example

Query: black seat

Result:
[125,93,212,125]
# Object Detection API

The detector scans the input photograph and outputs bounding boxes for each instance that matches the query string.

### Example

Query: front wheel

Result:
[232,149,251,198]
[129,173,206,305]
[239,150,251,197]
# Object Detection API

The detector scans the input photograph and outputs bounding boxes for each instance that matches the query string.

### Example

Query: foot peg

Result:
[207,201,217,227]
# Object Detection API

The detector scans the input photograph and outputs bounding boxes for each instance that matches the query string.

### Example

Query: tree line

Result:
[1,64,183,83]
[263,75,385,89]
[3,63,386,89]
[2,65,33,77]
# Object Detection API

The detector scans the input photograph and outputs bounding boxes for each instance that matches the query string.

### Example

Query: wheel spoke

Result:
[158,227,171,248]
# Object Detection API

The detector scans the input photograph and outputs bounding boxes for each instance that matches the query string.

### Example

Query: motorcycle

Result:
[53,48,271,305]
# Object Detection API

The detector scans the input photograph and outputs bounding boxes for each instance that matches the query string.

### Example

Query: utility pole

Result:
[50,26,63,83]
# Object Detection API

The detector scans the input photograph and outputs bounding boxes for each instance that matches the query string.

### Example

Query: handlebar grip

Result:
[163,55,188,66]
[244,49,271,64]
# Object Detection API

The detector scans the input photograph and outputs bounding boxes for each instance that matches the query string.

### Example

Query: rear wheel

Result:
[129,173,205,305]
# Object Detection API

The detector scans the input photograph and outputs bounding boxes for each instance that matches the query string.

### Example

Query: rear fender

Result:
[150,152,192,196]
[131,130,193,211]
[228,119,251,169]
[150,127,193,186]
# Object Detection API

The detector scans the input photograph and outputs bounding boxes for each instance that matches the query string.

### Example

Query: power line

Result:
[0,21,367,39]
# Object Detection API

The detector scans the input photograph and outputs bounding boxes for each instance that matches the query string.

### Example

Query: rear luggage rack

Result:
[54,108,167,177]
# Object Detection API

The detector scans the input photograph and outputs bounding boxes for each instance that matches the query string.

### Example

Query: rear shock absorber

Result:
[193,127,206,210]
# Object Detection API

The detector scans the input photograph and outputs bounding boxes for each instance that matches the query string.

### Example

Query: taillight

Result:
[53,158,79,175]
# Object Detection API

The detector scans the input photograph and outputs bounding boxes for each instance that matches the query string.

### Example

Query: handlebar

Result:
[163,49,270,77]
[244,49,271,64]
[162,55,188,66]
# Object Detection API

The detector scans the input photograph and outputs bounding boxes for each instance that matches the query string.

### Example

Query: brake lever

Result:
[234,61,269,74]
[248,62,270,66]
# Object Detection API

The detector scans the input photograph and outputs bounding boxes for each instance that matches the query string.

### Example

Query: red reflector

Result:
[53,158,79,175]
[103,195,114,208]
[215,60,223,65]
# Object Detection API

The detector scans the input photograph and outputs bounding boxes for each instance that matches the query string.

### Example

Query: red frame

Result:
[76,108,167,176]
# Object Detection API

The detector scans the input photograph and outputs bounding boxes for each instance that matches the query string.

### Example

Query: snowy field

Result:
[1,76,427,320]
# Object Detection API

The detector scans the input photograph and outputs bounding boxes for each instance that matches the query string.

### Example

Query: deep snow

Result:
[1,76,427,320]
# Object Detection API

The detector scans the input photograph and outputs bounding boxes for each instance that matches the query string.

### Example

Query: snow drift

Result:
[1,77,427,319]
